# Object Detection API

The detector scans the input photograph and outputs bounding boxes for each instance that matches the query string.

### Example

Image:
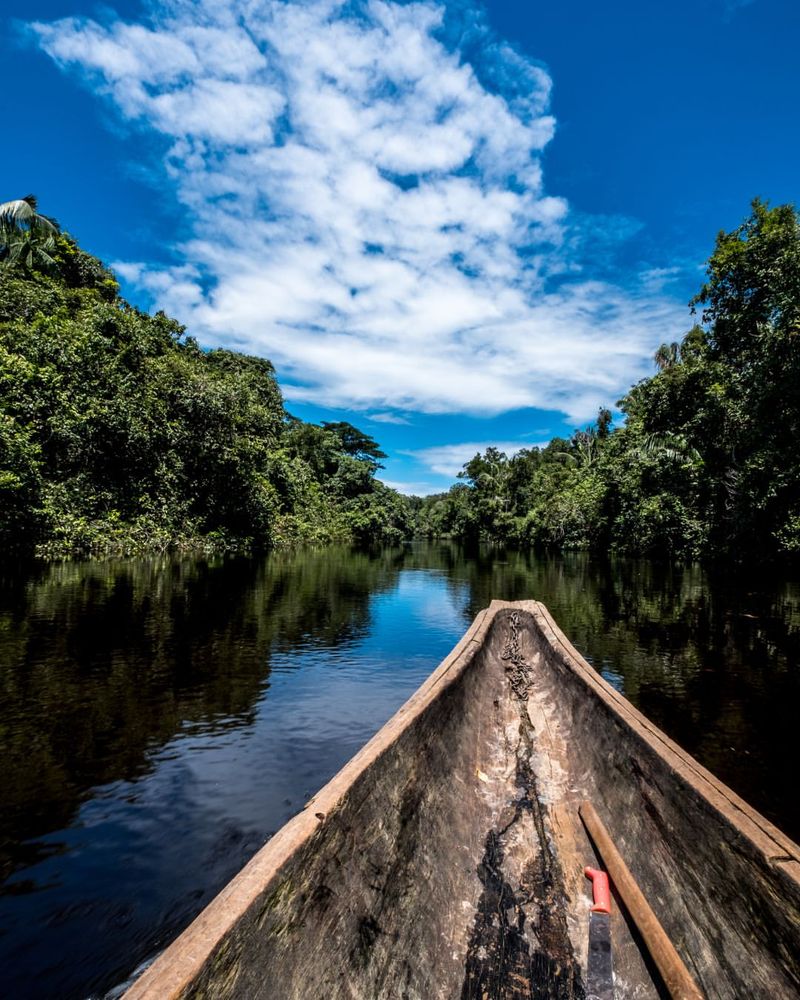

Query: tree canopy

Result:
[0,199,412,556]
[417,200,800,562]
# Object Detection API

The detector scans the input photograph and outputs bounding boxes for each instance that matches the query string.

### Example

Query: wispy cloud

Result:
[32,0,685,423]
[404,440,543,478]
[367,411,412,425]
[379,478,440,496]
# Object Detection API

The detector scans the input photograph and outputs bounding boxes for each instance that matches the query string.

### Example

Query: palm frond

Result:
[0,199,36,226]
[635,433,701,465]
[0,198,58,235]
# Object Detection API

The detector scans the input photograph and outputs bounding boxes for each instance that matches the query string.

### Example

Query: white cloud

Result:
[379,478,440,496]
[368,412,412,425]
[32,0,686,423]
[404,440,543,479]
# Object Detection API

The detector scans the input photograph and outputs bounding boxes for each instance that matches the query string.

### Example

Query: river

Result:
[1,542,798,998]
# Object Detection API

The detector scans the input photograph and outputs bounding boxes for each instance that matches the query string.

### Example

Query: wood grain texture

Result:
[123,601,800,1000]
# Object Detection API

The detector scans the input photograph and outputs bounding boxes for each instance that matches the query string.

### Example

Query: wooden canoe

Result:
[124,601,800,999]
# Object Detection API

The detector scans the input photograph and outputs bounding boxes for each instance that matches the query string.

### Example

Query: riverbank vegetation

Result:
[0,197,412,556]
[3,197,798,561]
[417,200,800,561]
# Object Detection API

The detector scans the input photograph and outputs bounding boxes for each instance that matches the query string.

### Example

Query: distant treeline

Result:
[415,200,800,561]
[0,197,411,556]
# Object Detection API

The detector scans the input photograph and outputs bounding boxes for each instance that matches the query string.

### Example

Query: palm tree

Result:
[0,195,59,271]
[654,341,680,370]
[634,431,701,465]
[551,429,600,470]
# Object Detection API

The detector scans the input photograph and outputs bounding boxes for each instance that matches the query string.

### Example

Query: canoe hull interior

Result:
[125,601,800,1000]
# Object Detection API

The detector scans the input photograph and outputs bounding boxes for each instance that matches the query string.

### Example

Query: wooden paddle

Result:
[579,801,704,1000]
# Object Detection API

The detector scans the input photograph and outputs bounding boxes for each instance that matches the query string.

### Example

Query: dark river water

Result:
[1,542,799,999]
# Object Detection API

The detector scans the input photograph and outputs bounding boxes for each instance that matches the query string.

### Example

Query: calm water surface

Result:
[1,543,799,999]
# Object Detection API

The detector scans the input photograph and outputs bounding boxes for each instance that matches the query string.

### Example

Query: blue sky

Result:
[2,0,798,494]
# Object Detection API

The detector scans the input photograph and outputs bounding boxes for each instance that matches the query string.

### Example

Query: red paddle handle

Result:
[584,867,611,913]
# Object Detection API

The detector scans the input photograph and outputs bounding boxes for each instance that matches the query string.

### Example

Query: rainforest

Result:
[417,199,800,562]
[0,197,412,556]
[2,196,799,562]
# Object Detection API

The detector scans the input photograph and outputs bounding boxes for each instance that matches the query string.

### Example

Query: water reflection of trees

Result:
[0,548,403,882]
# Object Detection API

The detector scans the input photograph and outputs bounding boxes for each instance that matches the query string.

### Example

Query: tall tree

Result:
[690,198,800,553]
[321,421,387,468]
[654,341,680,370]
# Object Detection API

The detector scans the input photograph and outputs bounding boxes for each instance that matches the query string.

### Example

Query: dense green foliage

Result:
[0,206,411,556]
[418,200,800,561]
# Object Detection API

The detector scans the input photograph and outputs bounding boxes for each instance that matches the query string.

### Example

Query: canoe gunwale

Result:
[531,601,800,869]
[124,604,497,999]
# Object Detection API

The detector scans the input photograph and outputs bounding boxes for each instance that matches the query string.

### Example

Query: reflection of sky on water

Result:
[599,664,624,692]
[377,570,471,636]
